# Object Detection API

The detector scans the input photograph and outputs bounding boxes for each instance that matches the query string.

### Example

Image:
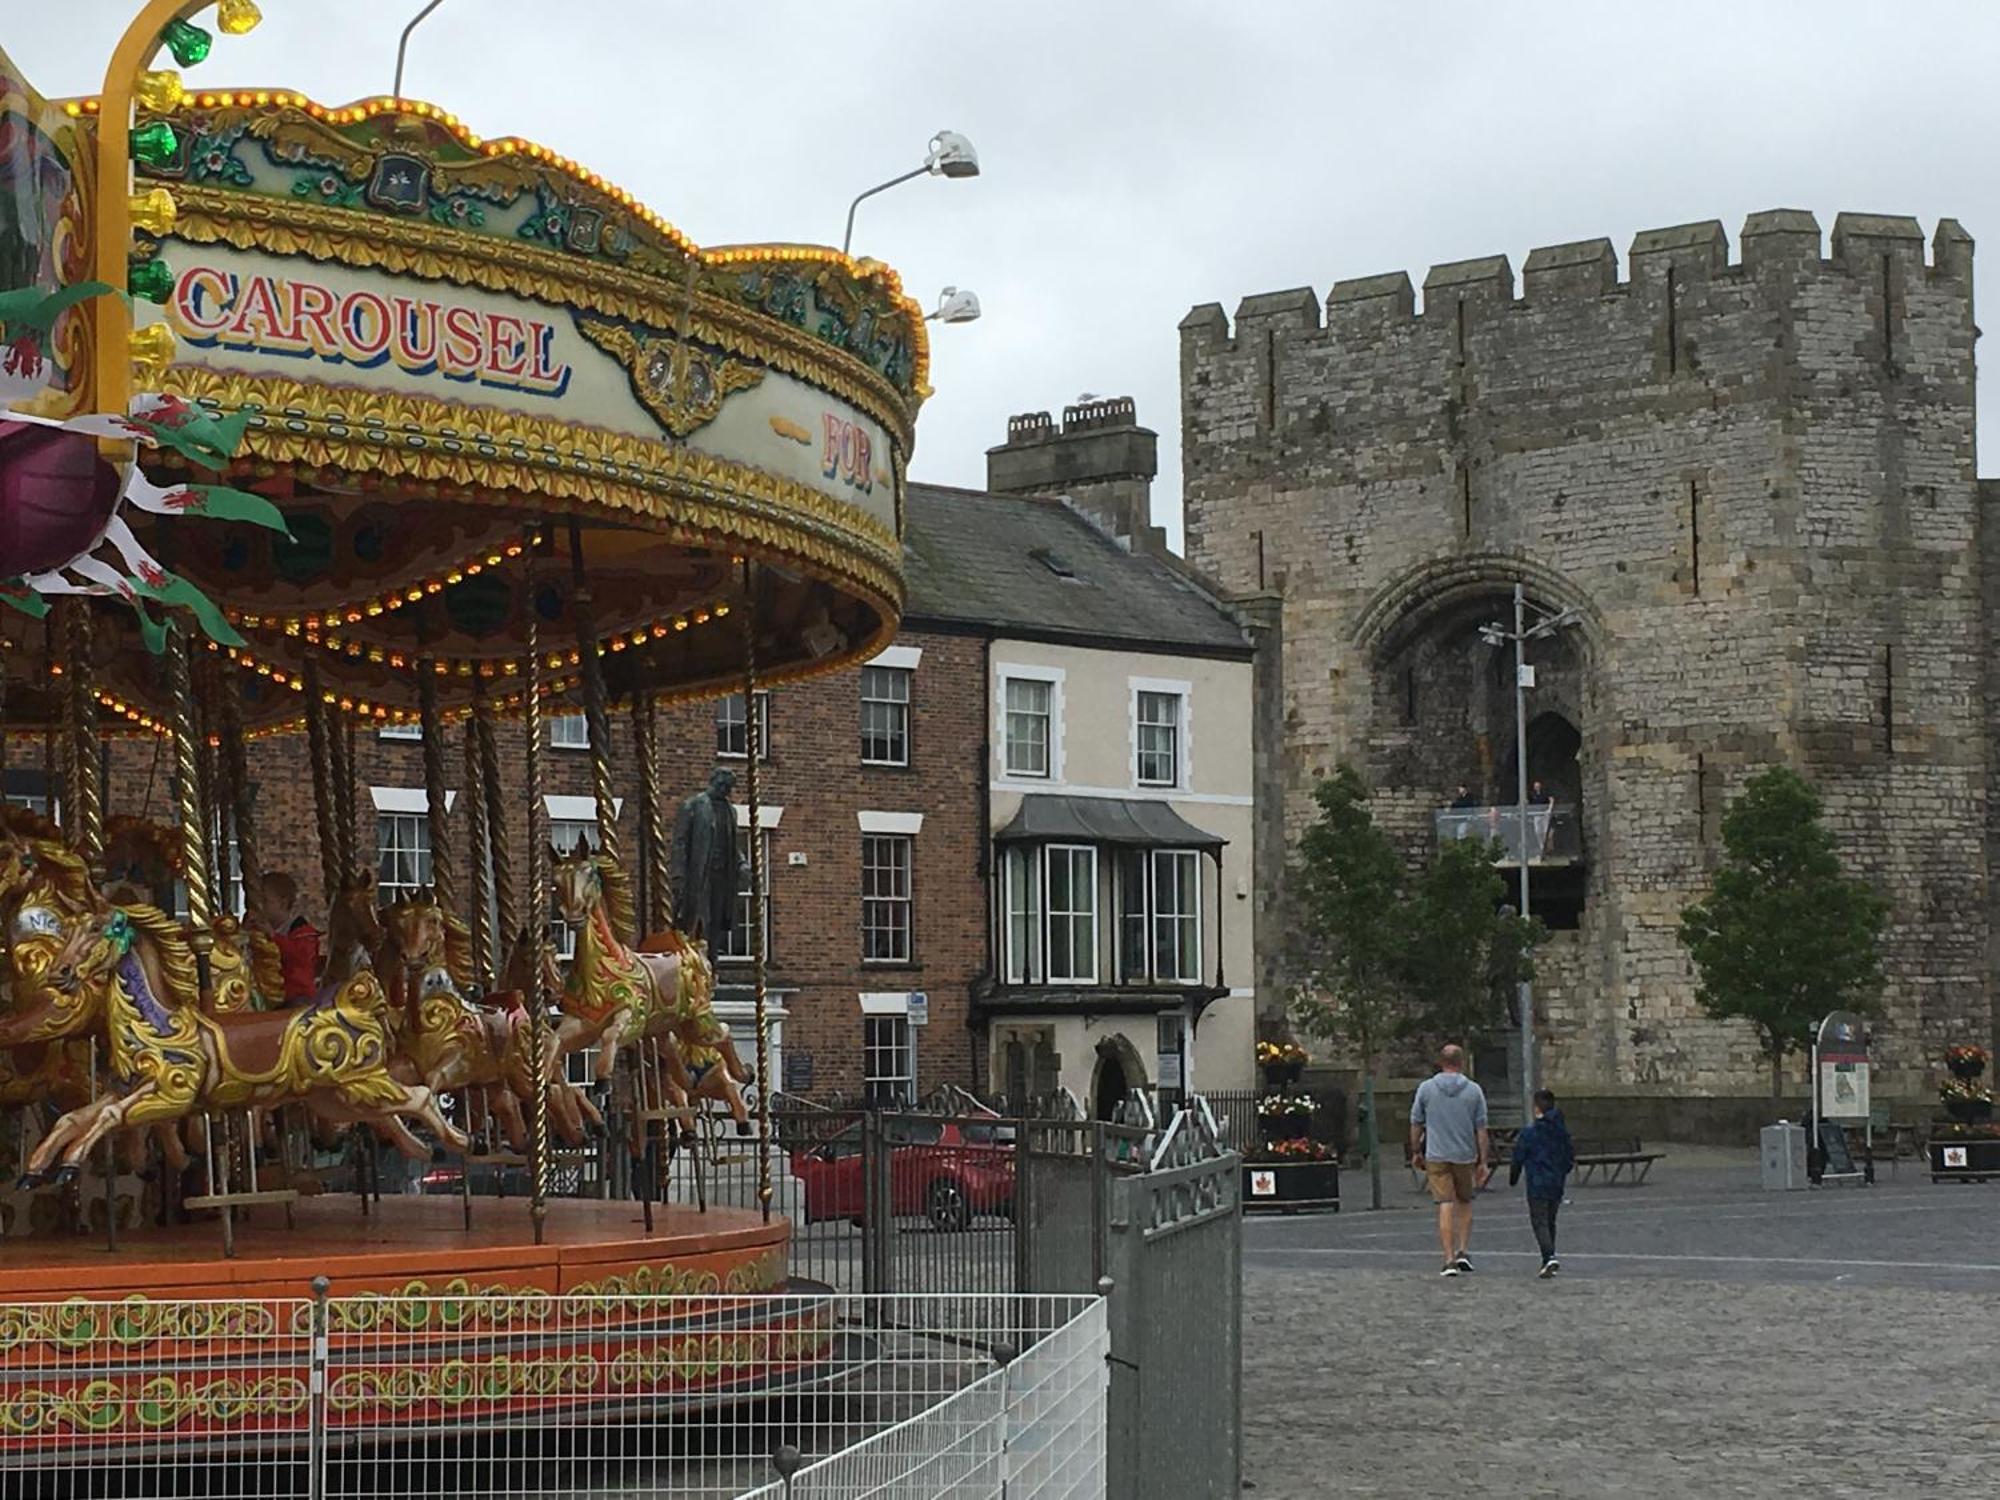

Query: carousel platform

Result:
[0,1196,837,1458]
[0,1193,791,1301]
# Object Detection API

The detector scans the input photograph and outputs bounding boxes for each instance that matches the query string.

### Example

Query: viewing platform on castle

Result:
[1434,805,1582,868]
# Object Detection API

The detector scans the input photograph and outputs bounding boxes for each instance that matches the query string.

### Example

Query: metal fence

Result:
[0,1290,1103,1499]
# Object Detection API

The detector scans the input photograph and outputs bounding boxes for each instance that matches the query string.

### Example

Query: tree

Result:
[1401,836,1542,1059]
[1679,767,1889,1096]
[1286,766,1408,1210]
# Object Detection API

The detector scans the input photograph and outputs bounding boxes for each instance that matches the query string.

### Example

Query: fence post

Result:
[1013,1119,1034,1293]
[993,1338,1018,1496]
[308,1275,330,1500]
[1089,1121,1107,1286]
[862,1111,889,1295]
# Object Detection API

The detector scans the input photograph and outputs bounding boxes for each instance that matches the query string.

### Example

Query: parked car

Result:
[791,1117,1014,1231]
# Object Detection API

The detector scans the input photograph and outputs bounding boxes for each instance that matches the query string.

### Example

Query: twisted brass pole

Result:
[167,629,213,962]
[632,692,672,935]
[523,535,552,1246]
[63,602,104,878]
[303,662,343,908]
[339,720,361,888]
[218,667,262,909]
[567,522,622,881]
[474,683,517,957]
[417,665,455,918]
[739,561,772,1222]
[462,709,494,990]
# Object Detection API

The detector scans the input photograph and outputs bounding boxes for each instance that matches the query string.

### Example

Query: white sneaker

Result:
[1536,1261,1555,1279]
[1547,1257,1561,1275]
[1440,1264,1461,1278]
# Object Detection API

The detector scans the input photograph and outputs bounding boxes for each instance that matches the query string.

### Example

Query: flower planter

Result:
[1261,1061,1304,1089]
[1943,1097,1993,1124]
[1242,1160,1340,1213]
[1946,1058,1986,1082]
[1258,1112,1312,1143]
[1929,1136,2000,1183]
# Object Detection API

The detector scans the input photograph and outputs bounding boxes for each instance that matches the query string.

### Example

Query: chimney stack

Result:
[986,396,1159,547]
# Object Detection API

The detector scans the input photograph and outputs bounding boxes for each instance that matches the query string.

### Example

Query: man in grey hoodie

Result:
[1409,1045,1490,1277]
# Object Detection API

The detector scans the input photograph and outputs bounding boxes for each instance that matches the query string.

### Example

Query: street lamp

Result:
[394,0,450,102]
[926,286,981,324]
[841,129,980,255]
[1481,582,1578,1119]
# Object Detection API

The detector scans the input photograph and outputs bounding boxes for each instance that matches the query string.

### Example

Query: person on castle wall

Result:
[249,870,321,1004]
[1528,779,1554,858]
[1449,783,1478,821]
[671,768,742,948]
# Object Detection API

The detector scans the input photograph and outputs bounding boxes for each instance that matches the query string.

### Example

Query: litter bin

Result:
[1761,1121,1807,1190]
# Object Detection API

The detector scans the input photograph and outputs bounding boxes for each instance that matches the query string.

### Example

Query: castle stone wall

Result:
[1182,210,1986,1093]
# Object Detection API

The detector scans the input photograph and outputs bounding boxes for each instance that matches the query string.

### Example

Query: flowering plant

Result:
[1251,1137,1335,1163]
[1257,1093,1316,1118]
[1945,1044,1990,1079]
[1256,1041,1309,1066]
[1939,1077,1992,1104]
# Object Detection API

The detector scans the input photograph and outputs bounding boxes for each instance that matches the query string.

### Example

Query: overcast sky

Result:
[13,2,2000,549]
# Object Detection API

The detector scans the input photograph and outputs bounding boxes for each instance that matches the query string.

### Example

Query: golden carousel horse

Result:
[545,843,752,1130]
[377,891,602,1150]
[6,902,467,1188]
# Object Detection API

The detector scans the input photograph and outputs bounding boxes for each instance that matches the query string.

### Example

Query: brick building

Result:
[1180,209,1988,1105]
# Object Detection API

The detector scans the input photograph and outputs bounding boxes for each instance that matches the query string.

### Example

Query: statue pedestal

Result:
[667,1138,804,1224]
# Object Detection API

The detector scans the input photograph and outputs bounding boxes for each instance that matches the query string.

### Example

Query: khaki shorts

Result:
[1425,1160,1477,1204]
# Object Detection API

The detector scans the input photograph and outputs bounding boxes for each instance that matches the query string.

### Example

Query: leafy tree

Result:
[1401,836,1542,1059]
[1679,768,1889,1096]
[1286,766,1408,1210]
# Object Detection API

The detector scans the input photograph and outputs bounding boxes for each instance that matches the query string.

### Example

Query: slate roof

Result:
[901,483,1251,655]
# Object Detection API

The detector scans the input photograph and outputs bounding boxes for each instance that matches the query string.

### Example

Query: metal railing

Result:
[0,1290,1104,1499]
[1433,803,1582,864]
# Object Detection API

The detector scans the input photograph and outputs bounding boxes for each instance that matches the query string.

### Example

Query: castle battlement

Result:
[1180,210,1974,351]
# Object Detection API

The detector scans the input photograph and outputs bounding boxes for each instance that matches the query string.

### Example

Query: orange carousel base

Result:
[0,1197,833,1458]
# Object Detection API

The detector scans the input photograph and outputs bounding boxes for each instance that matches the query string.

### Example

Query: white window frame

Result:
[1045,843,1099,985]
[1130,677,1192,791]
[1151,848,1203,984]
[715,829,772,963]
[375,809,432,907]
[549,712,590,750]
[860,664,912,767]
[999,666,1064,781]
[861,832,913,964]
[716,690,771,761]
[1002,845,1043,985]
[862,1012,916,1107]
[377,723,423,742]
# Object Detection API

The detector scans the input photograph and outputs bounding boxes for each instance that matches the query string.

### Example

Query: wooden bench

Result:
[1572,1137,1664,1185]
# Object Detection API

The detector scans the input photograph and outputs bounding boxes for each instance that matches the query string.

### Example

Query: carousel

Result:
[0,0,924,1451]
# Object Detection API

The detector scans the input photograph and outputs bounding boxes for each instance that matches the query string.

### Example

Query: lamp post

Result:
[394,0,450,101]
[841,130,980,255]
[1480,583,1578,1119]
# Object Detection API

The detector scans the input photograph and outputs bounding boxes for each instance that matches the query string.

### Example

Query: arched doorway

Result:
[1091,1035,1147,1121]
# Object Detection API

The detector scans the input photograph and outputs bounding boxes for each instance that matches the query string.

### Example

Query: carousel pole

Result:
[166,621,231,1256]
[303,661,344,907]
[565,522,622,885]
[462,706,495,991]
[339,719,361,888]
[523,530,552,1247]
[62,603,105,879]
[738,562,773,1224]
[631,692,672,936]
[474,682,517,964]
[46,619,70,832]
[217,669,262,913]
[416,646,457,921]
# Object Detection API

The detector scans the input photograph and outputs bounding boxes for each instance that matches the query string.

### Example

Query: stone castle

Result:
[1176,209,1988,1096]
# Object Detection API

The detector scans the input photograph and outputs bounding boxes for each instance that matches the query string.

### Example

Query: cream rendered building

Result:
[903,451,1260,1117]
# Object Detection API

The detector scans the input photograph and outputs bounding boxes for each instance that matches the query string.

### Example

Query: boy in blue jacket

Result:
[1508,1089,1575,1277]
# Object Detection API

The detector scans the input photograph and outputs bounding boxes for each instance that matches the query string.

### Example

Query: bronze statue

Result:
[670,768,740,946]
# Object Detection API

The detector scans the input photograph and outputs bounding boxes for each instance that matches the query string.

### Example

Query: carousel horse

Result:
[6,902,467,1187]
[377,891,601,1150]
[321,870,385,993]
[546,844,752,1130]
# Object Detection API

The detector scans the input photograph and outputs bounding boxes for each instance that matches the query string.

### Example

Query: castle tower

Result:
[1180,211,1986,1107]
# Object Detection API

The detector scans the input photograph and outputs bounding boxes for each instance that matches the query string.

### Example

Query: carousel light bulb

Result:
[216,0,264,35]
[159,19,213,67]
[129,120,182,170]
[128,258,176,305]
[129,186,178,237]
[128,322,177,380]
[134,69,185,114]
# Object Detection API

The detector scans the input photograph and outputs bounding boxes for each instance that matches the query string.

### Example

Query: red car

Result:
[791,1118,1015,1231]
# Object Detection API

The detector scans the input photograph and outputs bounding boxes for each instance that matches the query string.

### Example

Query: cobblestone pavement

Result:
[1242,1153,2000,1498]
